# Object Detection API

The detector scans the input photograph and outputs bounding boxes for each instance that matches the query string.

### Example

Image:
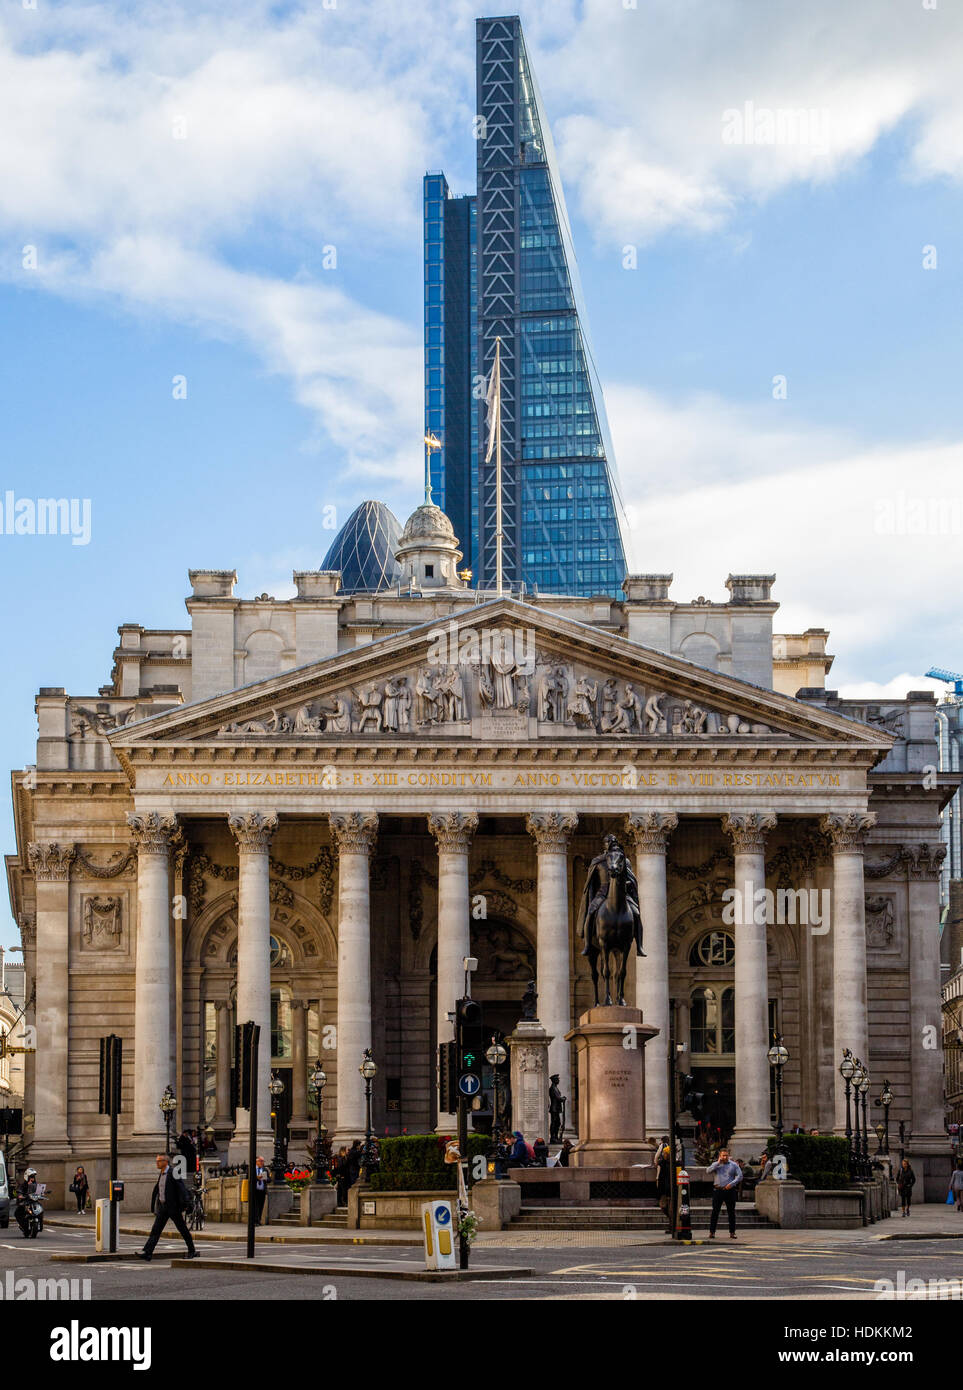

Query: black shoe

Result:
[729,1233,737,1239]
[136,1251,152,1261]
[185,1251,200,1259]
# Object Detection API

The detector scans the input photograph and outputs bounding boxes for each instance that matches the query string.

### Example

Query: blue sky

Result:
[2,0,962,945]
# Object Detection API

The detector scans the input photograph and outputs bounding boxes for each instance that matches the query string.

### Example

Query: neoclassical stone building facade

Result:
[5,500,955,1205]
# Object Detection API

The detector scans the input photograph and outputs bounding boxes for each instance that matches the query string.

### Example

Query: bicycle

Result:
[187,1184,205,1232]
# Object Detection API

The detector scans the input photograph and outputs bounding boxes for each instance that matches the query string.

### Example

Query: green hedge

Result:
[767,1134,850,1189]
[367,1134,491,1192]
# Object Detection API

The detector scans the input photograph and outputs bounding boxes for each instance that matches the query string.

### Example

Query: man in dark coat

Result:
[137,1154,199,1260]
[575,834,644,957]
[175,1129,198,1175]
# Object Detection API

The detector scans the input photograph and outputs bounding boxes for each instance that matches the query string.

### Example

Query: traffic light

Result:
[234,1022,259,1110]
[455,998,484,1089]
[98,1034,123,1116]
[437,1039,457,1114]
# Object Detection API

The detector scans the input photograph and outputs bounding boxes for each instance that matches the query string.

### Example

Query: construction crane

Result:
[925,667,963,696]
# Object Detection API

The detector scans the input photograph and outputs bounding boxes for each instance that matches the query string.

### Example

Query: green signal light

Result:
[464,1052,476,1067]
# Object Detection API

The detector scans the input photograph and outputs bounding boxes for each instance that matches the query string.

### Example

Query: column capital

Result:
[126,812,180,858]
[721,811,777,854]
[228,810,279,854]
[526,811,578,853]
[18,911,36,947]
[27,841,76,881]
[819,812,876,855]
[428,811,479,855]
[625,812,678,855]
[214,998,232,1013]
[329,811,379,856]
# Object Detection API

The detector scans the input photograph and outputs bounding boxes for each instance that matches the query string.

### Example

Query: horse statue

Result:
[576,835,644,1007]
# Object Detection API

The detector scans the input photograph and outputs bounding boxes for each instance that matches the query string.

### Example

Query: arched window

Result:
[689,930,735,966]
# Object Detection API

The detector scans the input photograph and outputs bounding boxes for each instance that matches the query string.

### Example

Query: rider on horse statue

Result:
[576,834,645,959]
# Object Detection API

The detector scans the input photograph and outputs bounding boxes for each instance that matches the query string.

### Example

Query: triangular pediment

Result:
[109,599,891,755]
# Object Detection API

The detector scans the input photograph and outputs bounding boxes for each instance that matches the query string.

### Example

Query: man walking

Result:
[137,1154,199,1261]
[707,1147,743,1240]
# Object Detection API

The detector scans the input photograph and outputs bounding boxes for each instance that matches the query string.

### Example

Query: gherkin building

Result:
[321,500,403,593]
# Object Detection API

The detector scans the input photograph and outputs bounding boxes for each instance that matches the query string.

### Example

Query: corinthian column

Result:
[907,843,947,1147]
[820,811,875,1133]
[722,811,777,1149]
[330,812,379,1138]
[213,999,233,1128]
[626,812,678,1134]
[126,813,179,1140]
[526,812,578,1114]
[229,810,278,1151]
[428,812,479,1128]
[26,842,75,1154]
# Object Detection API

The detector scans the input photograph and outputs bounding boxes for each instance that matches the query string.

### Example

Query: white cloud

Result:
[607,383,963,682]
[838,675,947,700]
[543,0,963,243]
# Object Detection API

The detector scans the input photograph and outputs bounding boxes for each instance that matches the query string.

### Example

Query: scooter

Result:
[16,1193,44,1239]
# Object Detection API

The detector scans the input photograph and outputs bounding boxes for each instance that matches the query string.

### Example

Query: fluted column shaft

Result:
[27,843,75,1152]
[290,1000,310,1127]
[626,813,678,1134]
[126,815,180,1139]
[821,812,875,1133]
[526,812,578,1115]
[214,1000,233,1127]
[330,813,378,1136]
[229,811,278,1146]
[429,812,478,1128]
[723,812,777,1146]
[909,849,947,1140]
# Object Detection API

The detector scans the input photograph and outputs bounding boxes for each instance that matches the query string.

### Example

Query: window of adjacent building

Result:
[690,985,735,1055]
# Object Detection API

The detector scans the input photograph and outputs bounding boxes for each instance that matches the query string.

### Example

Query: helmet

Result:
[24,1168,36,1178]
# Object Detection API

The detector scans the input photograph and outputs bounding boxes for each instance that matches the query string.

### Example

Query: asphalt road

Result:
[3,1222,963,1302]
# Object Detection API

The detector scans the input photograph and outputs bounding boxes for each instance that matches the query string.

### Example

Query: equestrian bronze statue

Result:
[575,834,645,1006]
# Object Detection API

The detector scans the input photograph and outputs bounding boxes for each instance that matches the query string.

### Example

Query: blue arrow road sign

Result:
[434,1204,451,1225]
[458,1072,481,1097]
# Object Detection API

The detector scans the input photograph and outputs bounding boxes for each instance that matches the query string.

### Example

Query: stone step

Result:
[511,1204,772,1230]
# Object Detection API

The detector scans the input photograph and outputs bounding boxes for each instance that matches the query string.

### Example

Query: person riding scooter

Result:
[14,1168,41,1237]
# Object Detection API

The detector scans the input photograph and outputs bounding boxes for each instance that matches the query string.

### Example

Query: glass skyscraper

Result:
[424,13,628,596]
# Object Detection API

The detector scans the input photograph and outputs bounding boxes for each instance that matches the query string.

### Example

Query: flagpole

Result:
[494,336,503,598]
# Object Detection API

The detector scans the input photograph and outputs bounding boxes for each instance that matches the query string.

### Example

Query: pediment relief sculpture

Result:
[212,654,780,741]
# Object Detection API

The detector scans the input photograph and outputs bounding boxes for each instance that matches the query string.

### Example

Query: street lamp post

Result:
[310,1060,330,1185]
[858,1070,871,1170]
[360,1049,377,1181]
[485,1037,507,1160]
[767,1036,789,1150]
[879,1081,893,1159]
[269,1072,285,1185]
[874,1121,886,1155]
[851,1062,865,1177]
[839,1052,856,1177]
[159,1085,177,1157]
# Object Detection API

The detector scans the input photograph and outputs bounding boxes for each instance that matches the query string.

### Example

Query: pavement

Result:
[0,1202,953,1304]
[42,1200,963,1249]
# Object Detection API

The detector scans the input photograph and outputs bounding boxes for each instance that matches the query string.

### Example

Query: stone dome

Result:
[397,502,457,546]
[321,500,403,593]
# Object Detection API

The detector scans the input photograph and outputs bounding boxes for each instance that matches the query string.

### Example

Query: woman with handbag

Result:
[69,1166,89,1214]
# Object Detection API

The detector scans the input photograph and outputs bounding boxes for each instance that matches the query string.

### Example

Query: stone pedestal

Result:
[565,1005,658,1167]
[507,1019,553,1142]
[300,1185,338,1225]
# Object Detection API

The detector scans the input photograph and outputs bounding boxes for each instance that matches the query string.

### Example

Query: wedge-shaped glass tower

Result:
[424,14,628,596]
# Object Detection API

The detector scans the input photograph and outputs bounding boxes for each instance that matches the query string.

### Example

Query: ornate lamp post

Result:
[879,1081,893,1158]
[851,1061,865,1176]
[767,1036,789,1150]
[839,1051,856,1176]
[874,1121,886,1155]
[360,1049,377,1181]
[159,1085,177,1156]
[269,1072,285,1185]
[485,1036,507,1147]
[858,1070,871,1169]
[310,1060,330,1185]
